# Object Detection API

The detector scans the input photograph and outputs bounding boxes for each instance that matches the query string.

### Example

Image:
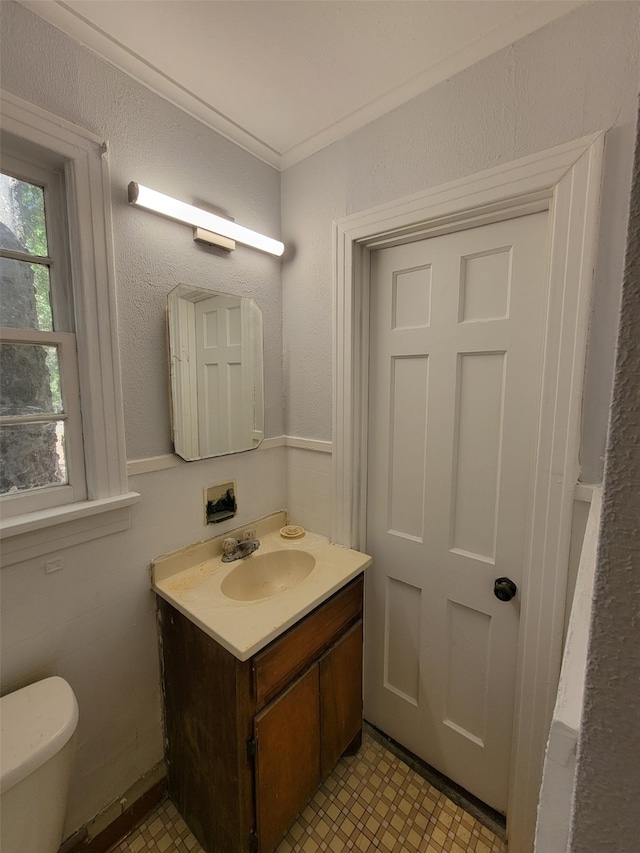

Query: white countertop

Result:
[151,513,372,661]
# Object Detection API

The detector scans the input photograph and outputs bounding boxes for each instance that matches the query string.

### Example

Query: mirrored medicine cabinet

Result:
[167,284,264,461]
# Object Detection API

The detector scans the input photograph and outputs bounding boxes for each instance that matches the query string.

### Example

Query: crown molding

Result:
[18,0,281,168]
[19,0,584,172]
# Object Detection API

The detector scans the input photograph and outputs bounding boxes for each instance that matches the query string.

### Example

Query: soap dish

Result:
[280,524,305,539]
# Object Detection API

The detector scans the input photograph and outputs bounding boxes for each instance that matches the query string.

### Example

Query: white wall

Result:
[0,0,286,838]
[535,489,602,853]
[569,100,640,853]
[281,1,640,486]
[0,448,286,835]
[285,445,333,539]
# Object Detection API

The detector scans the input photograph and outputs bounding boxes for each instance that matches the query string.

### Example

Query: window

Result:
[1,152,86,516]
[0,91,138,559]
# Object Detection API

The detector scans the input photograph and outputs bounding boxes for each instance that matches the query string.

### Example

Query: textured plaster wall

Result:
[569,103,640,853]
[281,1,640,484]
[0,0,286,838]
[0,0,284,460]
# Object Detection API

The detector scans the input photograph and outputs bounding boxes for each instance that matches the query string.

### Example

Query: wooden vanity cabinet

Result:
[157,573,364,853]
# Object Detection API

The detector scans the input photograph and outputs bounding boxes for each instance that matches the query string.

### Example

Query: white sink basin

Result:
[221,549,316,601]
[152,512,372,660]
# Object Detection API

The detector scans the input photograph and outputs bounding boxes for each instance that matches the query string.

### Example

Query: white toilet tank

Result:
[1,676,79,853]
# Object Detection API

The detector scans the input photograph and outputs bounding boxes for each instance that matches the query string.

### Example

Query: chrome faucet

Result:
[221,529,260,562]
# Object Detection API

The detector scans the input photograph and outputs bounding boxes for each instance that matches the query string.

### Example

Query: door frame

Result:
[332,133,604,853]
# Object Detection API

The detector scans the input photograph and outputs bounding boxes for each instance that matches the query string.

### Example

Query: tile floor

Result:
[108,732,507,853]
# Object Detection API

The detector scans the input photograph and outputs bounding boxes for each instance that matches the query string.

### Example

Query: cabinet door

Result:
[253,575,363,709]
[254,664,320,852]
[320,619,363,779]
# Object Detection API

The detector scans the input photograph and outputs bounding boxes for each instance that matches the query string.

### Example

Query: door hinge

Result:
[249,828,259,852]
[247,737,257,761]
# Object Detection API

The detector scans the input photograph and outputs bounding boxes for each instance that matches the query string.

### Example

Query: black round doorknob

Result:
[494,577,517,601]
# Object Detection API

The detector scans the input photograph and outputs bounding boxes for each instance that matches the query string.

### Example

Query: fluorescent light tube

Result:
[128,182,284,257]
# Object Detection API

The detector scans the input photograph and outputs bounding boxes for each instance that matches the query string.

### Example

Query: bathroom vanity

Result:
[152,514,371,853]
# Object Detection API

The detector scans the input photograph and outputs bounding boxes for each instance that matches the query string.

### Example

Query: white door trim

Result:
[332,133,604,853]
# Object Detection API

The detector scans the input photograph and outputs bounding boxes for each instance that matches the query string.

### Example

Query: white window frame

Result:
[0,327,86,514]
[1,91,139,562]
[1,150,87,515]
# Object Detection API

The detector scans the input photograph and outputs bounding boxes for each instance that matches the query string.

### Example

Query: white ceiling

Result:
[20,0,584,169]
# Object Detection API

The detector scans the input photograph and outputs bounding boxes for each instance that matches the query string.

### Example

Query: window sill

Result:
[0,492,141,566]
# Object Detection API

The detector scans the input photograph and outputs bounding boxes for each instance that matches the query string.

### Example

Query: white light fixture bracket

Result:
[128,182,283,257]
[193,227,236,252]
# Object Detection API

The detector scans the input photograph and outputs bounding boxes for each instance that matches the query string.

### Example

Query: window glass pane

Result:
[0,421,67,494]
[0,257,53,330]
[0,343,63,415]
[0,173,49,256]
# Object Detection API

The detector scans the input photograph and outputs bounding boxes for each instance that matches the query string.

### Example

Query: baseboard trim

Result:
[59,777,167,853]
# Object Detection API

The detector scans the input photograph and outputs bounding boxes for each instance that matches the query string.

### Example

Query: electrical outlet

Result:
[45,557,64,574]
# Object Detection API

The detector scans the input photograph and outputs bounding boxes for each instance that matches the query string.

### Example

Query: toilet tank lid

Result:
[1,676,79,794]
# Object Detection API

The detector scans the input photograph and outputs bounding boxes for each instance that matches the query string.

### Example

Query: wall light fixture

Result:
[128,182,284,257]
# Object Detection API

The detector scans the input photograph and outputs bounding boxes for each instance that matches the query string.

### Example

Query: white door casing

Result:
[332,135,603,852]
[366,212,549,813]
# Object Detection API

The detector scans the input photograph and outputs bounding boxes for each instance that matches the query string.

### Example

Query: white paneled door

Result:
[365,211,549,814]
[194,293,246,457]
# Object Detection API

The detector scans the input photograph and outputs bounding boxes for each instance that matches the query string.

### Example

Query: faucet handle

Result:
[242,529,257,541]
[222,537,239,556]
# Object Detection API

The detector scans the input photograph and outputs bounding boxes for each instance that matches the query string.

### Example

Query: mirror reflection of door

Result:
[194,293,242,457]
[167,285,264,461]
